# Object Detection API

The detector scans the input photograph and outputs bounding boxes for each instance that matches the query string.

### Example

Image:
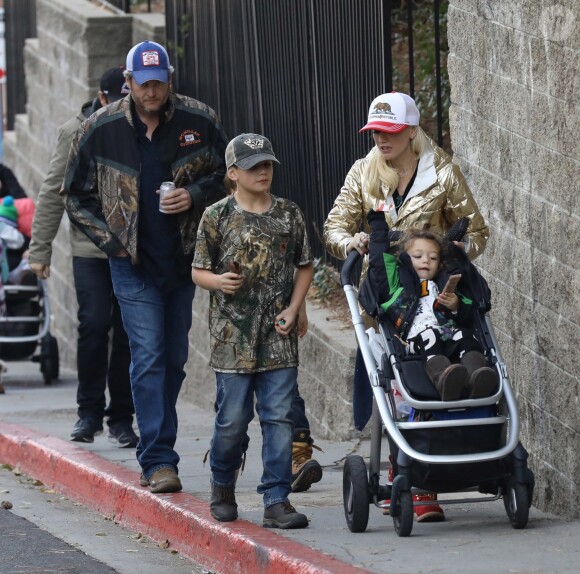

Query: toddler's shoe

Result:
[382,458,394,515]
[413,493,445,522]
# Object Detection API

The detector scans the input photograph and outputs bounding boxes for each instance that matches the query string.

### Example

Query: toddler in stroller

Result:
[341,211,534,537]
[364,211,498,402]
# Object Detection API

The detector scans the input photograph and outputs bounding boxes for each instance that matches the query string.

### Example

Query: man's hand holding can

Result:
[159,181,176,213]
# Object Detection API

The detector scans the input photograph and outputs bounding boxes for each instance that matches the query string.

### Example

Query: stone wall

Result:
[447,0,579,518]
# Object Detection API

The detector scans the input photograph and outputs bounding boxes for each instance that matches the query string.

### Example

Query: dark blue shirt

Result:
[133,106,188,290]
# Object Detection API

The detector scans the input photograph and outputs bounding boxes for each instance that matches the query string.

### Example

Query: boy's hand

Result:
[297,306,308,337]
[275,309,298,337]
[219,271,243,295]
[437,292,459,311]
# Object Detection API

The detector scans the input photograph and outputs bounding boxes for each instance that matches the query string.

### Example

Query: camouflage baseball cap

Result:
[225,133,280,169]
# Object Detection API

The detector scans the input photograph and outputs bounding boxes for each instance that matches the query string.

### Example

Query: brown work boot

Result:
[291,428,323,492]
[263,501,308,529]
[460,351,499,398]
[424,355,469,401]
[148,467,182,494]
[210,483,238,522]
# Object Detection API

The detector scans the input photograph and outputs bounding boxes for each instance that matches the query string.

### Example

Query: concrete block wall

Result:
[447,0,579,518]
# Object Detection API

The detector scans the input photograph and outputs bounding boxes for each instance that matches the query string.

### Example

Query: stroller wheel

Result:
[342,455,370,533]
[40,334,60,385]
[503,477,529,529]
[392,490,413,537]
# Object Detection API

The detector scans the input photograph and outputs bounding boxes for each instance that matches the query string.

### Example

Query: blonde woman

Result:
[323,91,490,522]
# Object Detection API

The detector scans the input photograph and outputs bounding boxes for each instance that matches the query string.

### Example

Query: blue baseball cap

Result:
[125,41,171,85]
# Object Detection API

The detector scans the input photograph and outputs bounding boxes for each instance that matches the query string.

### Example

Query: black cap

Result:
[99,66,130,102]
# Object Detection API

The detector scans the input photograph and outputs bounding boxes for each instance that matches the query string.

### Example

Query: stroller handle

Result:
[340,230,405,289]
[340,249,362,288]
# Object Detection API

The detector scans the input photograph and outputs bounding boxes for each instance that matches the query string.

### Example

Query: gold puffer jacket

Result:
[323,139,489,263]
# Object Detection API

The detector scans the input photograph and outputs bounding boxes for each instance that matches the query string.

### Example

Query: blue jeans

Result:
[109,257,195,479]
[210,368,296,508]
[73,257,133,428]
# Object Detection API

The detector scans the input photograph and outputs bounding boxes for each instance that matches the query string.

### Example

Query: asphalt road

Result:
[0,466,210,574]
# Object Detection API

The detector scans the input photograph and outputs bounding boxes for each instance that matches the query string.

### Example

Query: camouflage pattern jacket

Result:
[63,92,228,265]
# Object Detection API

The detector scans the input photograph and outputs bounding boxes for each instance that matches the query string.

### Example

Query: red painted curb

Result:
[0,422,369,574]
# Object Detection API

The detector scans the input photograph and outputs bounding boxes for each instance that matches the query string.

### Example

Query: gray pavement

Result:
[0,360,579,574]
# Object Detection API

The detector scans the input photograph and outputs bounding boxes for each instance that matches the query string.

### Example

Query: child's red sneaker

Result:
[413,493,445,522]
[382,461,394,515]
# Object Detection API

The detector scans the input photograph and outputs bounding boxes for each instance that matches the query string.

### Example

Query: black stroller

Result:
[340,219,534,537]
[0,279,60,385]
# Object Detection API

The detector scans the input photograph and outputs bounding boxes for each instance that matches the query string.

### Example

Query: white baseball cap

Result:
[360,92,420,133]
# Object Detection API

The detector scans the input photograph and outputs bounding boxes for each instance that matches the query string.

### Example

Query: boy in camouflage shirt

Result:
[192,133,313,529]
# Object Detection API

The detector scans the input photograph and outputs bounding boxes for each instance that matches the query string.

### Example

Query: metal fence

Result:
[167,0,449,258]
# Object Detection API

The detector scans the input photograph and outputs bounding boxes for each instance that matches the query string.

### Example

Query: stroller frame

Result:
[340,249,534,537]
[0,280,60,384]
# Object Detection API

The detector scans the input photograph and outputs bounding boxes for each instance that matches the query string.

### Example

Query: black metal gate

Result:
[166,0,449,257]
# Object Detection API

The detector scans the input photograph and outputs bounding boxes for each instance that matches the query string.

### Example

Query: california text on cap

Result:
[99,67,130,102]
[125,41,171,85]
[359,92,420,134]
[225,134,281,170]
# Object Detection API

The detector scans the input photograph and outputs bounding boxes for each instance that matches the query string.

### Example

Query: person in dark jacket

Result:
[29,66,137,447]
[0,164,27,199]
[63,41,228,494]
[366,210,498,400]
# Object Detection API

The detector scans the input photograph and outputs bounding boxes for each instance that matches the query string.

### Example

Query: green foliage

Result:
[311,258,341,301]
[391,0,451,151]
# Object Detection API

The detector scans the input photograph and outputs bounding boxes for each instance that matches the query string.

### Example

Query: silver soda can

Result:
[159,181,176,213]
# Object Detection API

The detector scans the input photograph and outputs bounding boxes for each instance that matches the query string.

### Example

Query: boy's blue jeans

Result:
[109,256,195,479]
[210,368,296,508]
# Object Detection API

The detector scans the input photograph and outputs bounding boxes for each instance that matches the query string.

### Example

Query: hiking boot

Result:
[414,493,445,522]
[460,351,499,398]
[263,502,308,529]
[107,422,139,448]
[291,428,323,492]
[139,473,148,487]
[148,467,182,494]
[424,355,469,401]
[70,418,103,443]
[210,483,238,522]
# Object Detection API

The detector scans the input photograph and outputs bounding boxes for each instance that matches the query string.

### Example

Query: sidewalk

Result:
[1,361,579,574]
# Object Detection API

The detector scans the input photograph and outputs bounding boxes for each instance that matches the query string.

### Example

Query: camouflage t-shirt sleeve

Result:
[293,206,313,267]
[193,202,225,270]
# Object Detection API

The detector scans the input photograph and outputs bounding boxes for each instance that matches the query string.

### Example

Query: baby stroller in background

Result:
[0,278,60,385]
[340,221,535,537]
